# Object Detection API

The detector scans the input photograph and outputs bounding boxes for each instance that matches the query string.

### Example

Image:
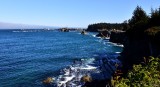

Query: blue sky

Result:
[0,0,160,28]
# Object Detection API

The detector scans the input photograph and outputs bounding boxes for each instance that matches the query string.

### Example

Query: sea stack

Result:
[81,30,87,35]
[60,28,69,32]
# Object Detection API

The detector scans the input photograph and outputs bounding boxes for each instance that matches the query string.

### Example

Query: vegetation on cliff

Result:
[113,6,160,87]
[113,57,160,87]
[145,26,160,36]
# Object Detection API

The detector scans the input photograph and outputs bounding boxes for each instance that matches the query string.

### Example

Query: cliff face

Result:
[109,31,126,44]
[120,39,150,67]
[107,27,160,70]
[118,27,160,70]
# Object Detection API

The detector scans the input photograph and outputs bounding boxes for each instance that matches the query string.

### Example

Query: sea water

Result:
[0,29,122,87]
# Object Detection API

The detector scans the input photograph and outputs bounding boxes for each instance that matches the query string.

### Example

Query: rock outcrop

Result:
[81,30,87,35]
[43,77,54,84]
[109,31,126,44]
[60,28,69,32]
[119,27,160,70]
[81,75,92,82]
[96,31,111,38]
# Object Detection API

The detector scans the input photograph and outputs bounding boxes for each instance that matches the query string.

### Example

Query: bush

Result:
[114,57,160,87]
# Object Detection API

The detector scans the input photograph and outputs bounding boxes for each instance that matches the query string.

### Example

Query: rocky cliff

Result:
[119,27,160,70]
[109,31,126,44]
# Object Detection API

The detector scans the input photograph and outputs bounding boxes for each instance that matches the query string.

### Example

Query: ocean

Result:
[0,29,122,87]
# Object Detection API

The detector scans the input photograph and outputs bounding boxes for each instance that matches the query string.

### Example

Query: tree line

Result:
[126,6,160,38]
[86,23,125,32]
[87,6,160,34]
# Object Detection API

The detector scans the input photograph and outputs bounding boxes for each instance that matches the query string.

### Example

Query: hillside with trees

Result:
[114,6,160,87]
[86,23,126,32]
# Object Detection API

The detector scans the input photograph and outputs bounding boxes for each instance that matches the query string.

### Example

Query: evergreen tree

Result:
[127,6,149,39]
[128,6,149,30]
[149,7,160,27]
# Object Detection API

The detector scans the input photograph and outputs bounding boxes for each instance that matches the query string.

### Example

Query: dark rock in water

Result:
[60,28,69,32]
[96,31,111,38]
[81,30,87,35]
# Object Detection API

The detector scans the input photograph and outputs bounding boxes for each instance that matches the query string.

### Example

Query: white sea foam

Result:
[104,37,110,40]
[92,35,96,37]
[12,31,20,32]
[96,37,101,39]
[12,30,41,33]
[57,75,75,87]
[107,42,124,47]
[115,52,121,54]
[53,58,98,87]
[80,65,97,70]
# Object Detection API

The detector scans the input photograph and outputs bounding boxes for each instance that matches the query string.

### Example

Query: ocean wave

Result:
[44,58,99,87]
[12,30,45,33]
[12,30,36,32]
[43,57,122,87]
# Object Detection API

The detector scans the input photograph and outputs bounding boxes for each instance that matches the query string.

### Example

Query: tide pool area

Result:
[0,29,122,87]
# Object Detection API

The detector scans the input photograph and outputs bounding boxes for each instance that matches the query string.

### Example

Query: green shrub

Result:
[114,57,160,87]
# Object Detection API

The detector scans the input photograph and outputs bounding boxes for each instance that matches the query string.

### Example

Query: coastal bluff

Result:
[109,30,126,44]
[119,27,160,71]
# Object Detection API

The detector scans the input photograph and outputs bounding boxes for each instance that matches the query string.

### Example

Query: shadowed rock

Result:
[81,30,87,35]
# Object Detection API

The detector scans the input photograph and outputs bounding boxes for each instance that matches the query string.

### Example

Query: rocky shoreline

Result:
[43,30,126,87]
[43,56,122,87]
[42,32,124,87]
